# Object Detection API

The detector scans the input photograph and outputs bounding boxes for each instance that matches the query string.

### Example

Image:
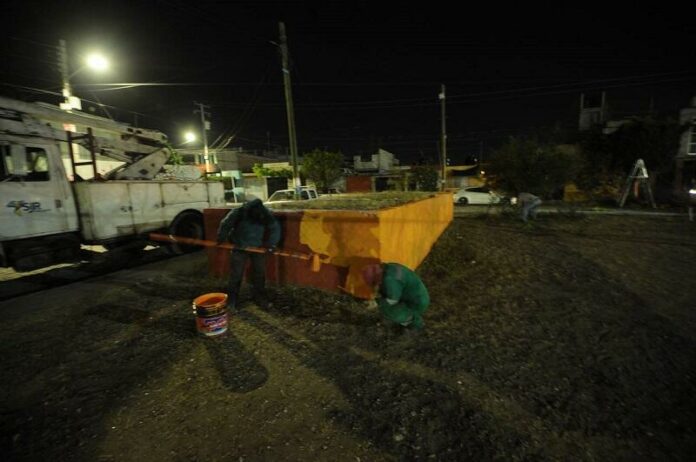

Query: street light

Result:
[85,52,109,72]
[59,39,109,111]
[183,131,197,144]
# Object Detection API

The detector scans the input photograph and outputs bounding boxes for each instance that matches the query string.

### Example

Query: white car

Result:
[453,186,511,205]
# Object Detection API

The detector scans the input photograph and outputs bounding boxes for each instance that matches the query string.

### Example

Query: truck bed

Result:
[73,180,224,241]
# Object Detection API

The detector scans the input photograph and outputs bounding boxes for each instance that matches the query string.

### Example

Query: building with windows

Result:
[578,92,608,131]
[176,147,287,202]
[353,148,399,173]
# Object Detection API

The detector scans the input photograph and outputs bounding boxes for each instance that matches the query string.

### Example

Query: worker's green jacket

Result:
[216,199,281,249]
[377,263,430,328]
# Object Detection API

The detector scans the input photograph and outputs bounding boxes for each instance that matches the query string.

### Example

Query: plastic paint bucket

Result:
[192,293,228,336]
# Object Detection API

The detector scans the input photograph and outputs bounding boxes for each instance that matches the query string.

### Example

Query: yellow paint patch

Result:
[296,193,453,298]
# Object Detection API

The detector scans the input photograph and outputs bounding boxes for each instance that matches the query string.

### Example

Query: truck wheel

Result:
[167,211,204,254]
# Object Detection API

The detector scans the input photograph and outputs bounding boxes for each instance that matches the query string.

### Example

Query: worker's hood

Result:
[244,198,269,224]
[244,198,264,210]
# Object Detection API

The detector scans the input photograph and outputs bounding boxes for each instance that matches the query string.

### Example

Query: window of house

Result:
[0,145,50,181]
[689,124,696,156]
[0,145,10,180]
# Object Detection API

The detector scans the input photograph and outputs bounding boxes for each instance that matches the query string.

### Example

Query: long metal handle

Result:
[148,233,324,271]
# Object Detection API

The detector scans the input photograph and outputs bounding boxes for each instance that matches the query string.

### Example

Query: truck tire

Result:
[167,211,204,254]
[9,234,80,272]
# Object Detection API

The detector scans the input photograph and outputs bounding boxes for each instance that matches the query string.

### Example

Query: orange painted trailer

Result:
[204,192,452,299]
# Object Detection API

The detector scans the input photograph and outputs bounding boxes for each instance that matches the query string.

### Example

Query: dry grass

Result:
[267,191,436,210]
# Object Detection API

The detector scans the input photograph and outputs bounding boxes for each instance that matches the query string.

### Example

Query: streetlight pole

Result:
[194,102,211,170]
[439,84,447,192]
[58,39,80,111]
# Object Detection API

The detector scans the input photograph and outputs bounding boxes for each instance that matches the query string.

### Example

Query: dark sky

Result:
[2,1,695,163]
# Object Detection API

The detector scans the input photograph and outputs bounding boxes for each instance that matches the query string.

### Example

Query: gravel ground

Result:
[1,214,695,461]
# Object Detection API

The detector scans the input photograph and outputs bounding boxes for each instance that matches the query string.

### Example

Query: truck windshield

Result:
[268,190,295,202]
[0,146,50,182]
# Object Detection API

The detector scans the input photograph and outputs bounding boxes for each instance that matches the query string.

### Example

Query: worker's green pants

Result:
[379,301,427,329]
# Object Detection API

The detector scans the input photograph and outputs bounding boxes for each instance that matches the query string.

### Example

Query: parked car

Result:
[265,187,319,204]
[453,186,512,205]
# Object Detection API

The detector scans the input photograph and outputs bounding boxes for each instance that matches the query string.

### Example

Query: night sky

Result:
[2,1,695,163]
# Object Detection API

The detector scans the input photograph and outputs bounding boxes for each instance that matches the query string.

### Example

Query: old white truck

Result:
[0,96,225,271]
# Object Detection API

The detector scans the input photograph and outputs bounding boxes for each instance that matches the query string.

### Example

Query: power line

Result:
[447,70,696,100]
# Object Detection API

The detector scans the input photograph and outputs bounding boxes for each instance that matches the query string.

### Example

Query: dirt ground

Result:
[1,214,695,461]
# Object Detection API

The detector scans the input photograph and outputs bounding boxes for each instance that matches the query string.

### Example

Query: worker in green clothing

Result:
[361,262,430,330]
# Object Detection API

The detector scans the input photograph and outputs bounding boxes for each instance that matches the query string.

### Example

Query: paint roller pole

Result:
[148,233,325,272]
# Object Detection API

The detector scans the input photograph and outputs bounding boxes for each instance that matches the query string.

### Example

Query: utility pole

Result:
[278,22,301,192]
[194,102,211,170]
[58,40,71,103]
[58,39,80,111]
[439,84,447,191]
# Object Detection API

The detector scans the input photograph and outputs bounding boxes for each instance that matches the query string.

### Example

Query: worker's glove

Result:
[365,299,378,310]
[267,246,277,254]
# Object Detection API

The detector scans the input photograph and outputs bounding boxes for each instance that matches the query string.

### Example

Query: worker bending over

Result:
[362,262,430,331]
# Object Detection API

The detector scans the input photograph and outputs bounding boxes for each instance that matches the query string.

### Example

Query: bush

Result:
[488,138,584,198]
[410,165,439,191]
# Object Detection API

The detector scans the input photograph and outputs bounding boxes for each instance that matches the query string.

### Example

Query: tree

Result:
[252,163,293,178]
[579,116,686,175]
[487,137,584,198]
[577,117,687,200]
[410,165,439,192]
[300,149,344,193]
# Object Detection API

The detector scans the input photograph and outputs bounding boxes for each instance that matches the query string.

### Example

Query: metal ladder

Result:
[66,127,98,181]
[618,158,656,208]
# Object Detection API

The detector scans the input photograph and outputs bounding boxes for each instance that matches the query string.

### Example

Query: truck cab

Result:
[1,138,79,238]
[1,137,81,270]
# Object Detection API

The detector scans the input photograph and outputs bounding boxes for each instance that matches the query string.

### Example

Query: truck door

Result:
[0,141,77,240]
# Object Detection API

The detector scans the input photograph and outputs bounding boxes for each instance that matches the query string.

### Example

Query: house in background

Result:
[444,164,481,190]
[346,149,407,192]
[178,147,286,202]
[578,92,696,198]
[353,148,399,173]
[578,92,608,131]
[675,97,696,194]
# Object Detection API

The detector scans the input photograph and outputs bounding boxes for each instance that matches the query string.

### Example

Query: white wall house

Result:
[353,149,400,173]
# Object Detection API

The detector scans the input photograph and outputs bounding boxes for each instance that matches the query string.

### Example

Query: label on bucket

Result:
[196,312,228,336]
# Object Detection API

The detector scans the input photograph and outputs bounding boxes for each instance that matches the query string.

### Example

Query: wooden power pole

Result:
[439,84,447,191]
[278,22,301,192]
